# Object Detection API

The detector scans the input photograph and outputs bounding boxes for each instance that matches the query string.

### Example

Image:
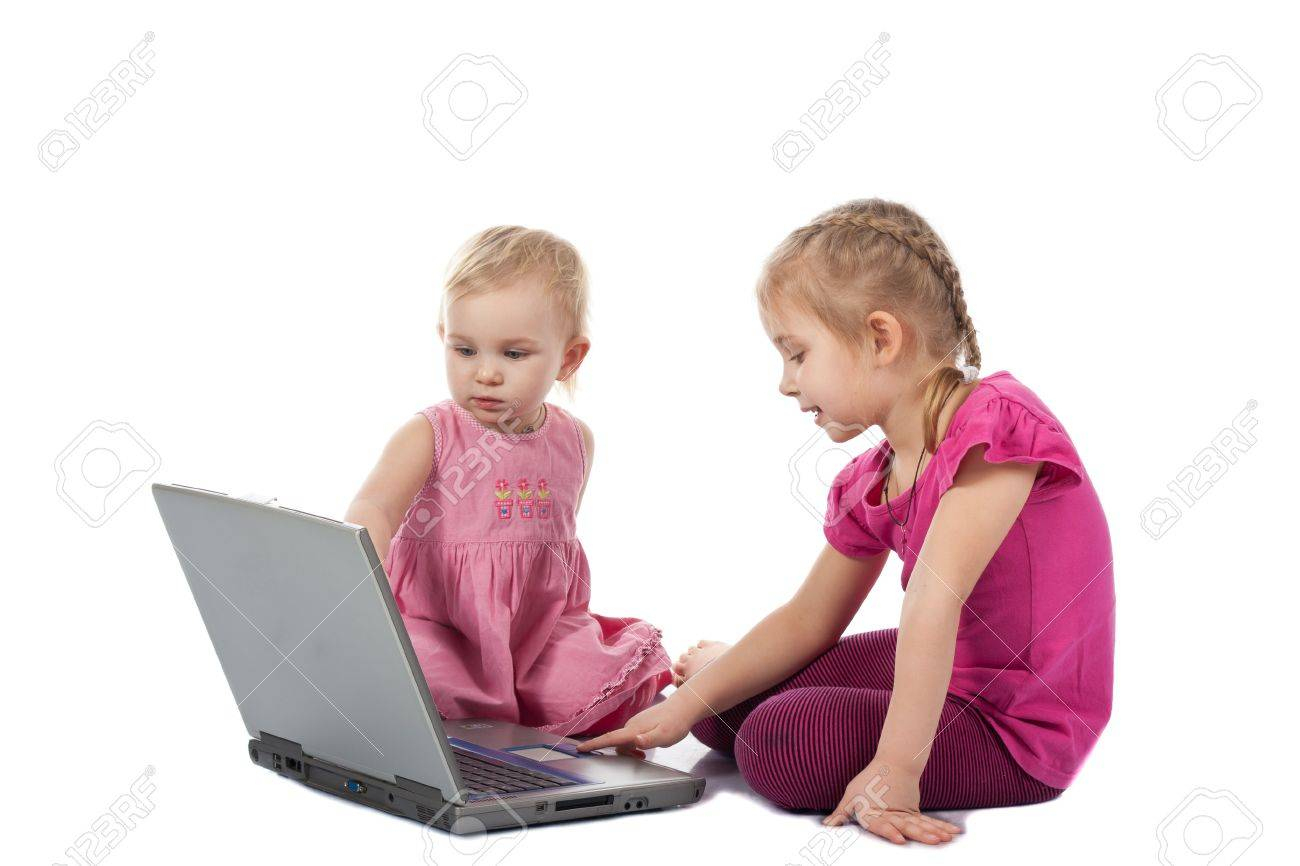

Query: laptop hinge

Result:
[394,775,450,810]
[237,491,277,506]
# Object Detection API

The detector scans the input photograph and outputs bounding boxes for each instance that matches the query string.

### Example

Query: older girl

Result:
[580,199,1115,845]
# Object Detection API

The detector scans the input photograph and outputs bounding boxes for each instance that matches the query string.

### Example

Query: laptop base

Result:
[248,730,705,833]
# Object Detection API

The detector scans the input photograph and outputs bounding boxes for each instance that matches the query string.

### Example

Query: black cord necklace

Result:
[882,380,962,539]
[520,403,546,434]
[882,447,926,532]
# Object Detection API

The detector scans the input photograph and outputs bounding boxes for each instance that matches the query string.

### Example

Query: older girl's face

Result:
[765,304,878,444]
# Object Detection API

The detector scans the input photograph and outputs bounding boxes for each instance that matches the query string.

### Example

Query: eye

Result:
[504,349,529,360]
[788,351,805,363]
[455,346,476,357]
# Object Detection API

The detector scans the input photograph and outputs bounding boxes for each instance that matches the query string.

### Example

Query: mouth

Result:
[802,405,824,422]
[471,396,505,411]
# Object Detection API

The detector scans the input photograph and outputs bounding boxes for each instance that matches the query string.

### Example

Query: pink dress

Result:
[383,399,672,736]
[824,371,1115,788]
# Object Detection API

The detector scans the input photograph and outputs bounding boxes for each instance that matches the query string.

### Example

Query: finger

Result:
[898,816,943,845]
[847,803,888,837]
[822,804,848,827]
[915,815,955,840]
[630,724,664,748]
[826,793,859,824]
[915,814,957,833]
[576,728,635,752]
[861,813,905,844]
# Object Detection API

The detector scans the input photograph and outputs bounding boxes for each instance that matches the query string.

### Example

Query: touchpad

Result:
[505,742,610,760]
[510,747,576,762]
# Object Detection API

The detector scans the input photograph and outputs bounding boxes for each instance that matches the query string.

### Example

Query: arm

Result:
[671,543,887,720]
[825,445,1042,843]
[578,542,888,751]
[343,414,435,563]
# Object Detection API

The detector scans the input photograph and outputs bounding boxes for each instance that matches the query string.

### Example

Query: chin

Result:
[821,419,864,444]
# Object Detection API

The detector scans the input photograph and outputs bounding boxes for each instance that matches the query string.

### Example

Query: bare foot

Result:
[672,640,730,687]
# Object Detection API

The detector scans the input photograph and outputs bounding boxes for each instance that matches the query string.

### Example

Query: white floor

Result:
[297,733,1113,864]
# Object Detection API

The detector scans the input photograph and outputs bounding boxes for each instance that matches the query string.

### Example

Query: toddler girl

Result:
[346,226,672,737]
[580,199,1115,845]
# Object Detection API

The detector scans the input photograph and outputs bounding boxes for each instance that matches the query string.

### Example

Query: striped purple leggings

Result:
[688,629,1064,811]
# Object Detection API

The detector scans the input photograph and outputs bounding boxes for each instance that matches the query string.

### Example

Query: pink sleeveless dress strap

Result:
[383,399,671,736]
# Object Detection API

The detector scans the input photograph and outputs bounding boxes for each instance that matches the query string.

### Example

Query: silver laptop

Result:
[152,482,704,833]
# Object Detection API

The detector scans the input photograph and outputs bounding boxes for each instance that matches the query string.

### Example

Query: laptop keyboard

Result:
[453,746,578,797]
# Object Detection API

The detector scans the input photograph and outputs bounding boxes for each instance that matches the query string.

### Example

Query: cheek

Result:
[803,360,828,391]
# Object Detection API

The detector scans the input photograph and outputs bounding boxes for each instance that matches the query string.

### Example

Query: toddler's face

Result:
[766,304,879,445]
[440,273,585,431]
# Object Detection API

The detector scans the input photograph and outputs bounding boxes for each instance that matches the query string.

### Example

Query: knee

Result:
[689,715,733,754]
[734,693,824,810]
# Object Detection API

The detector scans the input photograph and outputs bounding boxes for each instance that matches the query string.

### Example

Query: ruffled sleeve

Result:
[823,450,890,558]
[935,396,1085,504]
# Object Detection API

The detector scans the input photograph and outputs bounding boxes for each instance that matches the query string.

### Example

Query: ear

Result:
[864,310,904,366]
[558,336,591,381]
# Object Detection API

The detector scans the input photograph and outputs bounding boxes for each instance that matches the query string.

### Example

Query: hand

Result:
[823,759,962,845]
[575,696,699,755]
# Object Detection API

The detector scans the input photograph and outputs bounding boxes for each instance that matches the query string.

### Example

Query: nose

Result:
[778,369,798,399]
[475,362,503,385]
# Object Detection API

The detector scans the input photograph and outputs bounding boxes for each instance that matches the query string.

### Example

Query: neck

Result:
[880,378,930,460]
[880,368,975,463]
[500,402,546,434]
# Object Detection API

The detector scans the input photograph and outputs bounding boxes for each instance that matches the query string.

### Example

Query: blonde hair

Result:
[440,225,590,397]
[757,198,980,454]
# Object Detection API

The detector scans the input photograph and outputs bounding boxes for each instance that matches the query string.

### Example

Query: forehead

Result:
[445,273,559,339]
[763,303,820,345]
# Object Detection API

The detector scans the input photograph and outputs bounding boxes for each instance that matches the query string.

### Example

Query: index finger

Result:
[575,726,638,752]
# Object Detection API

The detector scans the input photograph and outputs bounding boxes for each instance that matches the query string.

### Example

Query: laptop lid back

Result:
[152,483,462,797]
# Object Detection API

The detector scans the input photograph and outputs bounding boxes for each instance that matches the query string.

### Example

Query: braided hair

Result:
[757,198,980,453]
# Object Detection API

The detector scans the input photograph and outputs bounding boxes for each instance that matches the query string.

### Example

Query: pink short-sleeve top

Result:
[823,371,1115,788]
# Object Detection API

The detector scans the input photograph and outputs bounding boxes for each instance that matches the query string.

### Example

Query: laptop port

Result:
[555,795,613,811]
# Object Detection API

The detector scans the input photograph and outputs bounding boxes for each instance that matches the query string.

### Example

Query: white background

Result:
[4,2,1295,864]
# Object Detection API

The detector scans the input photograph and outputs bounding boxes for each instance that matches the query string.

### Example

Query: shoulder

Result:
[546,402,594,470]
[939,372,1085,503]
[953,372,1066,436]
[569,411,595,465]
[394,402,454,457]
[397,402,440,435]
[378,411,437,478]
